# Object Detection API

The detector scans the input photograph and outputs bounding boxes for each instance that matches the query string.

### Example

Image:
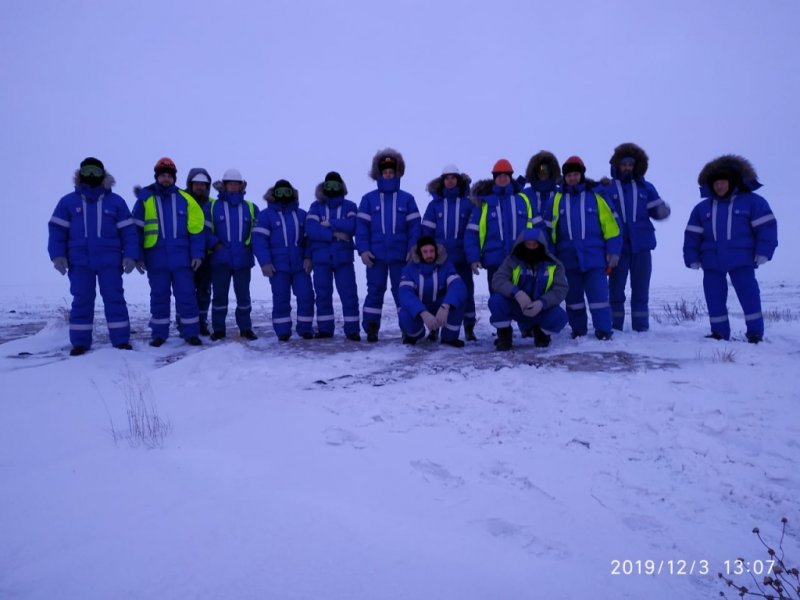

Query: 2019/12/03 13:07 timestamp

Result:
[610,559,776,576]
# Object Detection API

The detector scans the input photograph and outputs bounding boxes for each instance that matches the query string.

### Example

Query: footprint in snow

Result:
[410,459,465,487]
[323,427,366,449]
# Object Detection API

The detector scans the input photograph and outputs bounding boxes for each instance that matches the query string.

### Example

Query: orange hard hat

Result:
[491,158,513,175]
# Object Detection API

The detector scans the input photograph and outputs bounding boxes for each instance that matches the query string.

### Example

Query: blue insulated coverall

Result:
[684,188,777,340]
[206,187,258,335]
[306,188,360,336]
[132,184,205,340]
[398,246,467,343]
[252,195,315,338]
[551,184,621,337]
[356,176,421,333]
[422,176,476,327]
[48,176,138,348]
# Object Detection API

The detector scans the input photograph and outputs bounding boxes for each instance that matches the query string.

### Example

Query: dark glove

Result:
[191,258,203,271]
[52,257,68,275]
[122,258,136,274]
[135,260,146,274]
[261,263,275,278]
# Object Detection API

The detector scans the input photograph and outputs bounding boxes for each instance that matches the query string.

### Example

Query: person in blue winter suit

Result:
[489,228,568,351]
[356,148,421,342]
[206,168,259,341]
[398,235,467,347]
[48,157,139,356]
[683,155,778,343]
[521,150,561,233]
[602,143,671,332]
[252,179,315,341]
[185,167,214,336]
[465,159,539,293]
[132,157,205,347]
[550,156,621,340]
[306,171,361,341]
[421,164,476,341]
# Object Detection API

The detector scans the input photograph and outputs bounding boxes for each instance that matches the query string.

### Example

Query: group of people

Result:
[47,146,778,356]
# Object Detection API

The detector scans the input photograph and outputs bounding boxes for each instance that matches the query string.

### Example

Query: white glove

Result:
[606,254,620,269]
[470,261,482,275]
[135,260,146,274]
[261,263,276,277]
[514,290,533,309]
[421,311,438,331]
[122,257,136,274]
[52,256,68,275]
[303,258,313,274]
[435,304,450,328]
[755,255,768,266]
[191,258,203,271]
[522,300,543,318]
[360,251,375,267]
[689,262,701,270]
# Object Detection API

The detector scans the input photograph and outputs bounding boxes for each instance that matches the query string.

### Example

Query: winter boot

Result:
[70,346,89,356]
[210,331,226,341]
[366,322,379,343]
[314,331,333,339]
[595,331,612,341]
[464,323,477,341]
[495,327,513,351]
[346,332,362,342]
[441,338,465,348]
[532,326,551,348]
[402,334,417,345]
[240,330,258,341]
[426,329,438,342]
[114,342,133,350]
[149,338,166,347]
[186,336,202,346]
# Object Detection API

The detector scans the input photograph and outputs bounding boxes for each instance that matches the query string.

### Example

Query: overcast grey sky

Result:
[2,0,797,296]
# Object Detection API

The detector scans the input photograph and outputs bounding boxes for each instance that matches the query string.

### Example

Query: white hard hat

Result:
[441,164,461,176]
[222,168,243,182]
[190,172,210,184]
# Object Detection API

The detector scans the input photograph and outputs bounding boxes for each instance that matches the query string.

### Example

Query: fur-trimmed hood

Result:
[74,170,115,190]
[610,143,649,179]
[469,177,525,206]
[525,151,561,184]
[212,180,248,193]
[409,242,448,266]
[697,154,761,193]
[314,179,349,202]
[425,172,473,198]
[369,147,406,180]
[263,183,299,208]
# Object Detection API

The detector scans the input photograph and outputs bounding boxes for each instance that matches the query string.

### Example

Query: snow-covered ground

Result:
[1,281,799,599]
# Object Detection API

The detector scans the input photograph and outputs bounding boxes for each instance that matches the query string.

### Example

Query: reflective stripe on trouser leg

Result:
[702,269,730,339]
[585,267,612,334]
[398,306,425,340]
[211,264,232,333]
[313,265,335,334]
[363,260,389,331]
[455,261,476,326]
[68,266,96,348]
[293,270,315,336]
[565,269,588,335]
[270,271,293,337]
[147,268,173,339]
[232,268,253,331]
[173,267,200,338]
[333,262,360,335]
[488,293,514,329]
[629,249,652,331]
[729,265,763,337]
[440,300,465,342]
[97,266,130,345]
[608,249,631,331]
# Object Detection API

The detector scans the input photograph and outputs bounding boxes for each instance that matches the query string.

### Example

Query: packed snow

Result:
[1,280,798,599]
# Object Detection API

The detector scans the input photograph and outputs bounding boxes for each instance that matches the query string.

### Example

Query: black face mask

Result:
[80,175,103,188]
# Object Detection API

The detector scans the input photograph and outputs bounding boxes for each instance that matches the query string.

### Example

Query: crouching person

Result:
[398,235,466,347]
[489,229,568,350]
